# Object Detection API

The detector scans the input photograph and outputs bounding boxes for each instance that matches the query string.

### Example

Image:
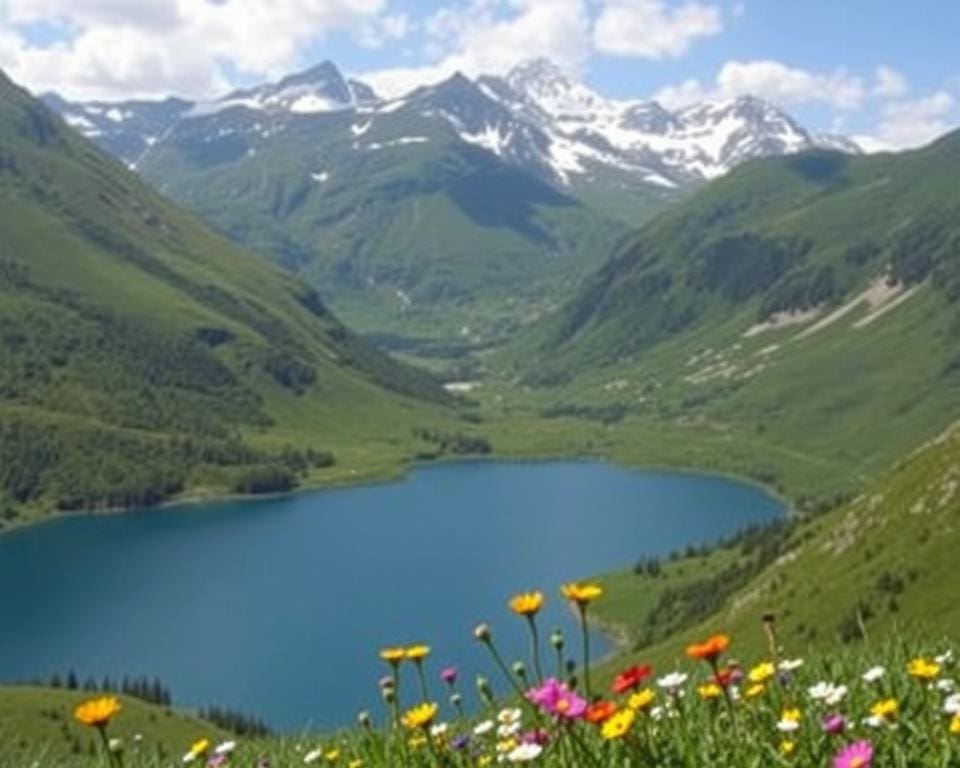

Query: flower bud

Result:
[473,623,492,642]
[550,629,564,651]
[381,687,396,705]
[450,693,462,708]
[512,661,527,680]
[358,710,372,728]
[476,676,494,705]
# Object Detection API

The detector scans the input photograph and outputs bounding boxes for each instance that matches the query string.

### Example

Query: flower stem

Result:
[526,615,544,684]
[579,606,593,700]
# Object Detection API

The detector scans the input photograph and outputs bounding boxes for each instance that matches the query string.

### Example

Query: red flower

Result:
[612,665,652,695]
[585,700,617,724]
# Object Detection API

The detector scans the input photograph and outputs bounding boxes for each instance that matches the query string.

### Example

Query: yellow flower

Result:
[408,734,427,749]
[745,683,766,699]
[402,702,438,730]
[478,757,493,767]
[748,661,775,684]
[509,591,545,616]
[907,658,941,681]
[349,761,364,768]
[380,648,406,664]
[325,749,340,762]
[951,713,960,735]
[697,683,723,700]
[187,739,210,759]
[601,708,636,740]
[628,688,656,711]
[73,697,122,729]
[561,582,603,606]
[870,698,898,720]
[405,645,431,662]
[782,707,801,723]
[779,740,795,756]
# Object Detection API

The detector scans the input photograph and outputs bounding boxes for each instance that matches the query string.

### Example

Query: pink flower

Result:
[834,740,873,768]
[822,713,846,734]
[521,729,550,745]
[527,678,587,720]
[440,667,458,686]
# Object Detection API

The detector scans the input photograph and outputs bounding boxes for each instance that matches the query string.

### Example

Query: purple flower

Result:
[441,667,458,686]
[822,713,846,735]
[451,734,471,751]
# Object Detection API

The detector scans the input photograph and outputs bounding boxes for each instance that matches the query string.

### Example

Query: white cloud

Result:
[654,59,865,110]
[360,0,592,98]
[593,0,723,59]
[871,91,955,149]
[873,65,907,98]
[0,0,395,100]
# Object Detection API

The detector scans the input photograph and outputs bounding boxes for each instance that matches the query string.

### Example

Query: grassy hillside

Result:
[0,687,229,765]
[0,70,479,525]
[491,135,960,501]
[136,97,634,354]
[592,422,960,673]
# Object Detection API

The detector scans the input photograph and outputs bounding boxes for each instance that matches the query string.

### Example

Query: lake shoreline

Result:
[0,449,794,540]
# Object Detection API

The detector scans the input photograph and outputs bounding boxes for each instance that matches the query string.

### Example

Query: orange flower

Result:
[686,634,730,663]
[73,697,121,729]
[585,700,617,724]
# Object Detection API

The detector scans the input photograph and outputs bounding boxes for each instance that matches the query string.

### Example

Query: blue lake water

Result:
[0,461,782,729]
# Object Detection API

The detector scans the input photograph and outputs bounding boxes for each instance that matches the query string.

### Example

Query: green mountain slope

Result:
[134,85,634,352]
[0,70,463,524]
[595,421,960,669]
[503,134,960,498]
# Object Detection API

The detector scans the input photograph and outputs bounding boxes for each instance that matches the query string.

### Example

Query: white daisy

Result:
[862,666,886,682]
[473,719,495,736]
[507,743,543,762]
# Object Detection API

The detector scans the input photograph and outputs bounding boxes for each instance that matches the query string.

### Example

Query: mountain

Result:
[43,60,854,353]
[507,132,960,495]
[0,69,465,524]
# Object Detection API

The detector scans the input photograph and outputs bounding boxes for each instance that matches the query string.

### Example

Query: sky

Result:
[1,0,958,150]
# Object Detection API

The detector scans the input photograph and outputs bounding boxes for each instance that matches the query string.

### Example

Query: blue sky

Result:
[1,0,958,149]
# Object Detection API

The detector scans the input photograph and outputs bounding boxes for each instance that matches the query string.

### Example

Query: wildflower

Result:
[945,694,960,715]
[560,582,603,606]
[550,630,564,650]
[498,721,522,738]
[657,672,688,691]
[108,738,122,753]
[304,748,323,764]
[401,702,438,730]
[473,720,495,736]
[907,658,941,680]
[745,683,766,699]
[822,713,846,734]
[73,697,122,729]
[686,634,730,663]
[498,708,523,724]
[862,666,885,683]
[698,682,723,700]
[612,664,652,694]
[628,688,656,711]
[951,713,960,735]
[357,711,372,728]
[777,708,801,732]
[601,708,635,740]
[324,749,340,762]
[440,667,458,686]
[430,723,449,738]
[379,648,405,665]
[183,739,210,764]
[527,679,586,720]
[451,734,471,751]
[779,658,805,672]
[215,741,236,755]
[748,661,775,684]
[779,740,796,756]
[936,650,955,665]
[474,624,492,642]
[585,700,617,724]
[510,592,545,616]
[833,740,873,768]
[869,698,898,722]
[405,645,431,662]
[937,679,956,693]
[506,743,543,762]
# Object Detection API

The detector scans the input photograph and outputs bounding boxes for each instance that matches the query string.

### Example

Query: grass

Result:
[0,687,228,766]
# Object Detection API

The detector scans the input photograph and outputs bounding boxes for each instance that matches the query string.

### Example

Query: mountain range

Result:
[43,59,859,351]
